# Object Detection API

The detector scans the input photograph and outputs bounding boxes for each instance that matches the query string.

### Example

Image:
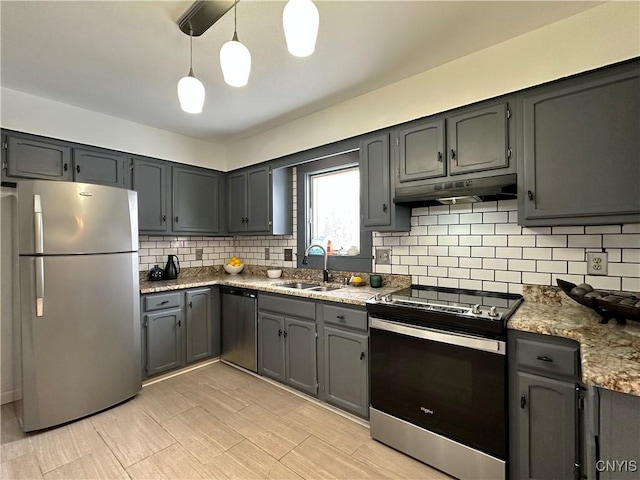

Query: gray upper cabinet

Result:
[132,157,170,233]
[397,119,445,183]
[73,148,127,188]
[518,63,640,225]
[447,103,509,175]
[185,288,212,364]
[3,135,72,181]
[172,166,220,234]
[360,133,410,231]
[226,165,291,235]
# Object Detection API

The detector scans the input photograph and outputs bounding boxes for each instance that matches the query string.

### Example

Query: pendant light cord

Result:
[232,1,239,41]
[189,28,194,76]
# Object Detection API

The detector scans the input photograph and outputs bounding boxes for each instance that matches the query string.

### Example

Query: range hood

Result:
[394,173,517,207]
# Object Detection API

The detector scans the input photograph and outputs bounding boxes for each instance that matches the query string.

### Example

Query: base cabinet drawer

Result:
[516,336,579,377]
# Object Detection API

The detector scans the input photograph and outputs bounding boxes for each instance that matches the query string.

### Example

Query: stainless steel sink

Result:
[308,285,342,292]
[276,282,321,289]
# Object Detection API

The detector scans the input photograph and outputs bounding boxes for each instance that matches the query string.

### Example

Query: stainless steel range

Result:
[367,285,523,480]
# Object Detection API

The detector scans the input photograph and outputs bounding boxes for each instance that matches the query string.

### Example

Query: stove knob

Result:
[472,304,481,315]
[383,294,393,303]
[489,306,498,317]
[374,293,384,301]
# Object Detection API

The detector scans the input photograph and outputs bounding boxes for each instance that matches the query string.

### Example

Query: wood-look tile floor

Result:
[0,362,453,479]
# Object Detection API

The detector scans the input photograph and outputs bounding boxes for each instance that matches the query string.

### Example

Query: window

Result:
[309,166,360,254]
[296,150,372,273]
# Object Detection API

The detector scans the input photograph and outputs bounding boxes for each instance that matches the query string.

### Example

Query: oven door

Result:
[370,317,507,460]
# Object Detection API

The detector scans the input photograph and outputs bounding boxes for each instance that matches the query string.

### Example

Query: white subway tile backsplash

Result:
[552,226,585,234]
[438,277,460,288]
[460,236,483,246]
[495,224,522,235]
[460,279,483,290]
[483,258,508,270]
[622,224,640,234]
[623,249,640,263]
[448,268,471,279]
[429,246,449,256]
[438,214,460,225]
[522,247,551,260]
[471,224,495,235]
[437,236,459,246]
[607,249,621,263]
[438,257,459,267]
[417,216,439,226]
[603,234,640,248]
[449,225,471,235]
[429,226,448,236]
[409,266,430,276]
[568,235,602,248]
[482,281,508,293]
[418,256,438,266]
[482,236,508,247]
[459,213,483,224]
[552,248,585,261]
[584,276,621,290]
[497,200,518,211]
[622,277,640,292]
[608,263,640,277]
[429,205,450,215]
[496,247,523,259]
[483,212,508,223]
[495,270,522,283]
[509,259,537,272]
[585,225,622,234]
[522,272,551,285]
[459,257,482,268]
[449,246,471,257]
[429,266,448,277]
[508,236,536,247]
[449,204,474,214]
[536,235,567,248]
[536,260,567,274]
[470,269,494,281]
[472,201,498,212]
[471,246,496,258]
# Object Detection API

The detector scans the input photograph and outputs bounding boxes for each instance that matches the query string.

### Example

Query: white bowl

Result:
[267,269,282,279]
[224,263,244,274]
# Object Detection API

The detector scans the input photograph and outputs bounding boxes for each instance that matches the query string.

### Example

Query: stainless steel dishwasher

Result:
[220,287,258,372]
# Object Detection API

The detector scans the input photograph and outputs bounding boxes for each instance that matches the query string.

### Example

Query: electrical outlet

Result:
[375,247,391,265]
[265,247,270,260]
[586,251,608,276]
[195,248,203,261]
[284,248,293,261]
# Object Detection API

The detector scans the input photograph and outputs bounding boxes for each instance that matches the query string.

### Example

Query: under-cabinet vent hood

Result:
[394,173,517,207]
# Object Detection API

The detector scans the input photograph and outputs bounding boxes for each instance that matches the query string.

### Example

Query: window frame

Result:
[296,151,372,273]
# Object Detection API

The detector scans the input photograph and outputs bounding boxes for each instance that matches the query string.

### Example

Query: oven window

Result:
[370,328,506,459]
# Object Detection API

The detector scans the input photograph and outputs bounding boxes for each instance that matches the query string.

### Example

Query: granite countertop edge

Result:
[508,300,640,397]
[139,273,403,307]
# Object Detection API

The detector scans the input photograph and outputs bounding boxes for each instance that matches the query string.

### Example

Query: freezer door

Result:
[19,253,141,431]
[18,180,137,255]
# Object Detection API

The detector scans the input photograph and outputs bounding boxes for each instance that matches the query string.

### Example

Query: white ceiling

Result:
[1,1,601,143]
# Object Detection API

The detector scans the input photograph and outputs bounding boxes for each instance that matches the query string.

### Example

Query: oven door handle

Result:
[369,317,506,355]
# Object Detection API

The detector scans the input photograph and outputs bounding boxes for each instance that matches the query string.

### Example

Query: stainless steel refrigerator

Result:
[17,180,141,432]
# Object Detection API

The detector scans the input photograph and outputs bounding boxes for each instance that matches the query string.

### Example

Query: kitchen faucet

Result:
[302,243,330,282]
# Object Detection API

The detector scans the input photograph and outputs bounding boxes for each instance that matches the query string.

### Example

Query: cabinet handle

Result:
[336,315,345,320]
[63,163,68,171]
[278,329,282,337]
[360,352,366,360]
[520,395,526,409]
[159,300,169,305]
[283,330,288,338]
[177,320,181,327]
[175,216,179,223]
[536,355,553,363]
[241,217,245,223]
[189,301,193,308]
[382,203,388,212]
[527,190,534,201]
[162,215,167,222]
[450,149,456,160]
[245,217,249,223]
[76,164,81,173]
[437,151,443,162]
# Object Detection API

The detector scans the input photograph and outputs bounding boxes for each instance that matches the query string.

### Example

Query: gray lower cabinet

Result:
[185,288,212,364]
[319,303,369,418]
[258,294,317,397]
[598,388,640,480]
[172,166,220,234]
[360,132,410,231]
[509,330,583,480]
[72,148,128,188]
[141,288,214,379]
[2,135,72,181]
[132,157,170,233]
[518,62,640,226]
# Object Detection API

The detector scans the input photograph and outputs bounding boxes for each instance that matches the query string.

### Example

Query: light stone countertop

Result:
[508,286,640,397]
[140,273,405,307]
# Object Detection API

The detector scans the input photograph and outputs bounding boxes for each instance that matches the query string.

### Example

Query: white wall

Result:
[1,187,20,404]
[0,88,227,171]
[226,1,640,169]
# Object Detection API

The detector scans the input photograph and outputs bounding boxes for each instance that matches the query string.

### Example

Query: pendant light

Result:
[283,0,319,57]
[177,30,205,114]
[219,1,251,87]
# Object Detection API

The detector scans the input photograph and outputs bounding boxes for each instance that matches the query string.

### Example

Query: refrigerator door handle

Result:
[34,194,44,254]
[35,257,44,317]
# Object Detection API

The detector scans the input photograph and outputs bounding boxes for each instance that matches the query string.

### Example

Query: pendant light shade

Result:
[220,1,251,88]
[283,0,319,57]
[177,33,205,114]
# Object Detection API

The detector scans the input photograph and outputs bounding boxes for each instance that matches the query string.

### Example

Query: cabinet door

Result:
[322,326,368,417]
[517,371,577,480]
[132,158,170,233]
[185,288,212,364]
[447,103,509,175]
[599,389,640,480]
[227,171,247,233]
[145,308,184,377]
[521,69,640,223]
[6,136,72,181]
[246,166,271,232]
[361,133,391,227]
[285,317,317,396]
[258,313,285,382]
[73,148,126,188]
[397,119,445,182]
[172,166,220,233]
